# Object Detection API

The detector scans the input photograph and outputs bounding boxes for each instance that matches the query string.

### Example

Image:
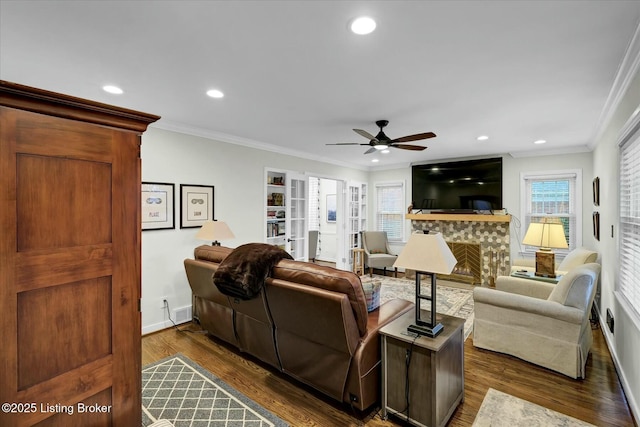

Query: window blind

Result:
[375,182,404,241]
[522,171,580,254]
[619,128,640,318]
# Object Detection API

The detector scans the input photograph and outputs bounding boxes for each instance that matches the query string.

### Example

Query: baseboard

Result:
[142,305,192,335]
[598,314,639,424]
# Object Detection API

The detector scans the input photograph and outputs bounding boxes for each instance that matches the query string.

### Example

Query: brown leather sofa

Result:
[184,245,414,411]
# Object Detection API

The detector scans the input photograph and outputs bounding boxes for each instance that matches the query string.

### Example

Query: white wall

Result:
[140,127,367,333]
[591,67,640,419]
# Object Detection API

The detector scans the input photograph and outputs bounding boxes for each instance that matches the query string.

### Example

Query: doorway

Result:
[309,177,341,265]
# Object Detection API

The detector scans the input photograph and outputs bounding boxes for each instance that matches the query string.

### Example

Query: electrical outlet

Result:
[160,296,168,309]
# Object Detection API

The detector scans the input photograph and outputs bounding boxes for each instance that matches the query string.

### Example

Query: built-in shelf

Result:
[406,213,511,223]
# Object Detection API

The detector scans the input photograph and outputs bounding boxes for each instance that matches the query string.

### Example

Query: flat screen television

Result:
[411,157,503,212]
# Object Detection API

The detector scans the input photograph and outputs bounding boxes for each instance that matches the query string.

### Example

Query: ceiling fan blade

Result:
[391,132,436,143]
[354,129,378,141]
[391,144,427,151]
[364,147,377,154]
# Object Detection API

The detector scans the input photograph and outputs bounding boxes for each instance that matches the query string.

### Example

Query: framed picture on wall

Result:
[593,211,600,241]
[180,184,214,228]
[142,182,175,230]
[593,177,600,206]
[326,194,337,222]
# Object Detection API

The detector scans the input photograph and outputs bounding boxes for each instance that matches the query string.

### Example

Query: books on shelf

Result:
[267,221,285,238]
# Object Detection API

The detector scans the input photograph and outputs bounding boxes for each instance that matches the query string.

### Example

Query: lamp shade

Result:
[522,219,568,250]
[393,232,457,274]
[195,220,235,242]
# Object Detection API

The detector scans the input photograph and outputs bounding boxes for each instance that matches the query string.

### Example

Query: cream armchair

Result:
[473,263,600,379]
[510,246,597,277]
[361,231,397,277]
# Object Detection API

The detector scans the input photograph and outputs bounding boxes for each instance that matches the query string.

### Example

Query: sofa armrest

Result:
[357,299,414,369]
[473,287,582,324]
[495,275,555,299]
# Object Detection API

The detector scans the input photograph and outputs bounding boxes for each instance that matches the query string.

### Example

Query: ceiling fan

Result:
[327,119,436,154]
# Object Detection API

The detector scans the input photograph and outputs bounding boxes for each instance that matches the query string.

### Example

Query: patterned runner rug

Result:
[473,388,596,426]
[142,354,289,427]
[377,275,475,340]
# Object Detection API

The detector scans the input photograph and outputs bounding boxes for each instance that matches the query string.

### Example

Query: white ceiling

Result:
[1,1,639,169]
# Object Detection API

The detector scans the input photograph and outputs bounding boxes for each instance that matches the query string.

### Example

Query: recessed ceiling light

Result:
[534,139,547,145]
[206,89,224,98]
[477,135,489,141]
[103,85,123,94]
[381,149,390,154]
[372,158,379,163]
[350,17,376,35]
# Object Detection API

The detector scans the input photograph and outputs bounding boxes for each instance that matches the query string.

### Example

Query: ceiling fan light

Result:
[374,144,388,150]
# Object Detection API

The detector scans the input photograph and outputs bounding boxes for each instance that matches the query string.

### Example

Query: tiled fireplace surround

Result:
[409,214,511,287]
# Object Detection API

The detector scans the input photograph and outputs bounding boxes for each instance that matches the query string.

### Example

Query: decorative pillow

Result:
[361,278,382,312]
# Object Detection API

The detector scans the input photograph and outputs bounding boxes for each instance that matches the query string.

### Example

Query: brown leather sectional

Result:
[184,245,414,410]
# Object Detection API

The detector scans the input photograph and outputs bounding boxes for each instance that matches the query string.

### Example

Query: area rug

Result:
[142,354,289,427]
[377,275,474,340]
[472,388,596,426]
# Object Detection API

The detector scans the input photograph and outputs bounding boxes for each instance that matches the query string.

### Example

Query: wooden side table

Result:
[352,248,365,276]
[380,310,464,427]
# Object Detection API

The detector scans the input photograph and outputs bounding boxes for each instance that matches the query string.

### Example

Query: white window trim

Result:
[519,169,582,258]
[374,180,405,242]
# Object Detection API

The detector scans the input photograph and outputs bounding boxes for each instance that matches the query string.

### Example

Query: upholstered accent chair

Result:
[510,246,598,277]
[473,263,600,379]
[361,231,397,277]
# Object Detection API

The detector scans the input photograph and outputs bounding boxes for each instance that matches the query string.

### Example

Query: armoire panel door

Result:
[1,81,159,427]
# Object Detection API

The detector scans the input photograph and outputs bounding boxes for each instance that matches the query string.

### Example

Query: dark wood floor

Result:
[142,318,636,426]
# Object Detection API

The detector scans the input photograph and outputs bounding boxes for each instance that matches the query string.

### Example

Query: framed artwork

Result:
[593,211,600,241]
[142,182,175,230]
[180,184,214,228]
[593,177,600,206]
[326,194,337,222]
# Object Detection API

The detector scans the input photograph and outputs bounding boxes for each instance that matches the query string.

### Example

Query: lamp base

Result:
[408,322,443,338]
[535,250,556,278]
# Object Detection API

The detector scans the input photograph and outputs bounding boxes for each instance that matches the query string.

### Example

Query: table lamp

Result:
[393,232,457,338]
[522,218,568,278]
[195,220,235,246]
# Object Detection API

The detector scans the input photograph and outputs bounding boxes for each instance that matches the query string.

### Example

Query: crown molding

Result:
[591,20,640,147]
[150,120,369,171]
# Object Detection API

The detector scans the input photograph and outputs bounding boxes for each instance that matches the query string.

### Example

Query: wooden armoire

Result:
[0,81,159,426]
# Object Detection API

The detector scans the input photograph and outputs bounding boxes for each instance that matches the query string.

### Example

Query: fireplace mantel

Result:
[406,213,511,223]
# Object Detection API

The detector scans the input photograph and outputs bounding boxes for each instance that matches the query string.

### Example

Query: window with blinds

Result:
[521,170,582,255]
[375,182,404,242]
[619,117,640,319]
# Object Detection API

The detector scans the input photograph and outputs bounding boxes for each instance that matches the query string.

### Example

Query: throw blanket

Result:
[213,243,293,300]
